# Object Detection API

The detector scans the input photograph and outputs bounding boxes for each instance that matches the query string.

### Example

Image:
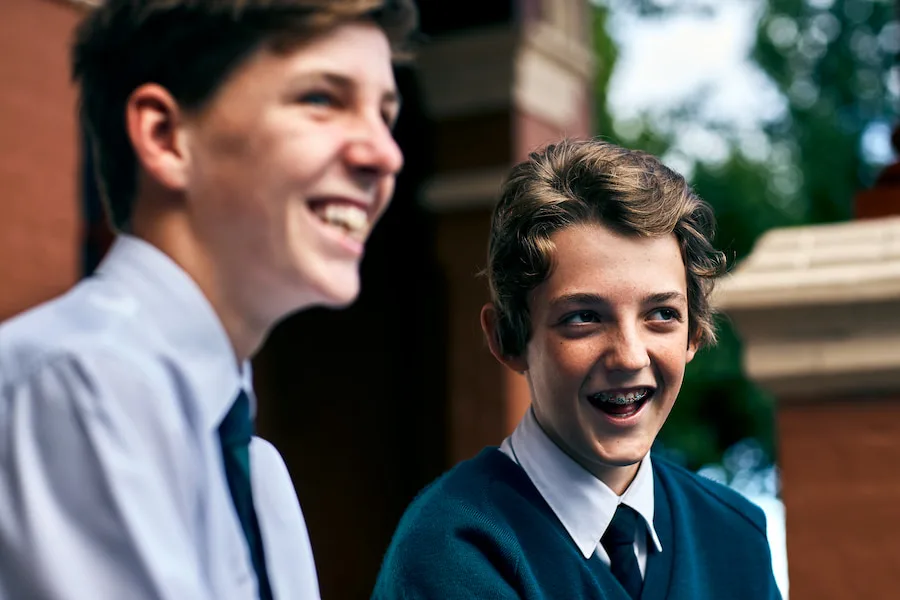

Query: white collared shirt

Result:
[500,407,663,576]
[0,235,320,599]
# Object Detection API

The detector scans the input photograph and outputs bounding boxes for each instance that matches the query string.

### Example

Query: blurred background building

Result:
[2,0,899,598]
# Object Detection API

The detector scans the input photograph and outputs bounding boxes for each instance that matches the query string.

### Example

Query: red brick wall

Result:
[779,397,900,598]
[0,0,81,321]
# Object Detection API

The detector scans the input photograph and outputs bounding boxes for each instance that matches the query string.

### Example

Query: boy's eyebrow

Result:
[549,292,607,308]
[549,291,687,308]
[645,291,687,305]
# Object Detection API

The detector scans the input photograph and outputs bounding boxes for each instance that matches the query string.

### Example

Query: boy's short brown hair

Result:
[486,138,727,357]
[72,0,418,229]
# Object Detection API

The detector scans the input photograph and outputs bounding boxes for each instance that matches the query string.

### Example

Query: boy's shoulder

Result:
[652,452,768,536]
[400,447,537,524]
[384,446,560,557]
[0,280,145,387]
[375,448,583,599]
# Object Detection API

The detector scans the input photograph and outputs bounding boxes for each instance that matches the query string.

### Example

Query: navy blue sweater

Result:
[373,448,780,599]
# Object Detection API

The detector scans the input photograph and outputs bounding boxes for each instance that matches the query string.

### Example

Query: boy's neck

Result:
[130,194,269,364]
[532,410,642,496]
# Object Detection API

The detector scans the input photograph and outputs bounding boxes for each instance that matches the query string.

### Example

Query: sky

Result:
[607,3,785,132]
[604,2,784,176]
[601,0,896,177]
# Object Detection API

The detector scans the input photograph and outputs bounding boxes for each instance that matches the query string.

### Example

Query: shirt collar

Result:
[507,407,663,558]
[94,234,250,430]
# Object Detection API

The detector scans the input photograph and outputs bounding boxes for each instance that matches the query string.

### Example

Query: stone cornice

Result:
[714,217,900,399]
[415,8,597,212]
[714,216,900,309]
[421,167,509,212]
[415,25,519,119]
[416,20,595,126]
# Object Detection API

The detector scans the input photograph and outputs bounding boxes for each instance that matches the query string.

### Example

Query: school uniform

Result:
[373,408,780,599]
[0,235,320,599]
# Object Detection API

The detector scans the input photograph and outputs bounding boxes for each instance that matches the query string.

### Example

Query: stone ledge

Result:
[714,216,900,398]
[416,25,519,119]
[742,330,900,398]
[714,216,900,309]
[421,167,509,212]
[416,21,594,127]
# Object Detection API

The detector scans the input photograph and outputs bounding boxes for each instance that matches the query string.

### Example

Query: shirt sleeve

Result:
[758,512,784,600]
[0,349,215,600]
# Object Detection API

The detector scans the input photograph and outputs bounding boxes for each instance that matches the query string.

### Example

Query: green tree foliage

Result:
[592,0,899,470]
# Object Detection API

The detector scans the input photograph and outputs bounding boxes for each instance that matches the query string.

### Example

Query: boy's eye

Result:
[299,91,338,107]
[382,110,399,129]
[562,311,600,325]
[649,308,680,322]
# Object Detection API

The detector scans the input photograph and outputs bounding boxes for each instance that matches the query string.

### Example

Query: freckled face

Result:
[522,223,697,484]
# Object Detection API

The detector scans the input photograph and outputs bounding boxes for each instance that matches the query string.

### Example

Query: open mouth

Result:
[308,200,371,243]
[587,388,654,419]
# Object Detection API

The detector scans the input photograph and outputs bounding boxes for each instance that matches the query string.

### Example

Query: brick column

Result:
[715,132,900,597]
[416,0,596,464]
[0,0,81,321]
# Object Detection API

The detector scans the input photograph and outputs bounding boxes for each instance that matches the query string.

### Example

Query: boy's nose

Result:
[344,119,404,177]
[603,327,651,373]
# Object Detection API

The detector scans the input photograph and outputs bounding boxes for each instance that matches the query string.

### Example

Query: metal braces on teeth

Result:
[597,391,648,405]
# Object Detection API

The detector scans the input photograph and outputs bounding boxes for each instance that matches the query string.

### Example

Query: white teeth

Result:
[319,204,369,236]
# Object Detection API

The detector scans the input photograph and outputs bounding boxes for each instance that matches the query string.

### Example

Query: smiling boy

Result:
[373,140,780,599]
[0,1,415,599]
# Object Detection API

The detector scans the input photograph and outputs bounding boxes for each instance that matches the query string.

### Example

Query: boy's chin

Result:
[318,288,359,309]
[304,271,361,309]
[595,451,649,469]
[590,437,654,468]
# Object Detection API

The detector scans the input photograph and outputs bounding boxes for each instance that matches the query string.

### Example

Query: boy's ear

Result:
[686,330,701,364]
[125,83,191,193]
[480,303,528,374]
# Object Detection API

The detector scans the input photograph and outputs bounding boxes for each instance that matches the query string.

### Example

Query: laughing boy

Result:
[373,139,780,600]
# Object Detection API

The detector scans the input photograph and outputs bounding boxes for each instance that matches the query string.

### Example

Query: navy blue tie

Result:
[601,505,643,599]
[219,390,274,600]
